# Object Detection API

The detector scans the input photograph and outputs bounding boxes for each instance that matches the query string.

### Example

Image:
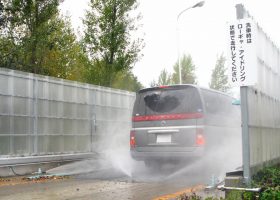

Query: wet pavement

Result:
[0,157,225,200]
[0,145,241,200]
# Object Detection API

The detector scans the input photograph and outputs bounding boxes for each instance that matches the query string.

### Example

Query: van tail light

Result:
[196,128,205,146]
[130,131,136,149]
[159,85,169,88]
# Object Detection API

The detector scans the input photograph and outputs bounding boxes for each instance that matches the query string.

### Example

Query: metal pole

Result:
[33,77,38,155]
[236,3,251,184]
[9,72,14,155]
[176,22,183,85]
[176,1,205,84]
[240,86,250,184]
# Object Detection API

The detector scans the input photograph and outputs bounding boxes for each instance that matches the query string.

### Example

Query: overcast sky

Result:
[60,0,280,88]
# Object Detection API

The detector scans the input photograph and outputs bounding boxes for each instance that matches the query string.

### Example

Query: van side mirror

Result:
[232,99,240,105]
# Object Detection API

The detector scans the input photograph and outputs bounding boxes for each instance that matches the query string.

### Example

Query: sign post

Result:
[226,4,257,184]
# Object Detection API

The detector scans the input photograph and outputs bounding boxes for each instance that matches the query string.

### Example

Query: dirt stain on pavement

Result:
[152,185,204,200]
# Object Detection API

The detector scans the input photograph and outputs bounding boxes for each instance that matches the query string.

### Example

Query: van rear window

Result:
[133,86,203,116]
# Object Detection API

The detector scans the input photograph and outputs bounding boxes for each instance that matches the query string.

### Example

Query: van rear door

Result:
[131,85,204,154]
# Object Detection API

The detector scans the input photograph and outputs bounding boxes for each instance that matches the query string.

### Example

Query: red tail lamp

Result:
[130,131,136,148]
[196,128,205,146]
[159,85,169,88]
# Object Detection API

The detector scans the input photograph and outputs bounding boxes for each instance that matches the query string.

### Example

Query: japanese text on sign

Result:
[227,18,257,86]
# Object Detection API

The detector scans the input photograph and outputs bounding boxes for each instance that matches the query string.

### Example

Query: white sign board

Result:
[227,18,257,86]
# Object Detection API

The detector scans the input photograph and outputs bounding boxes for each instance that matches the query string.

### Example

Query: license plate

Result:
[156,134,171,143]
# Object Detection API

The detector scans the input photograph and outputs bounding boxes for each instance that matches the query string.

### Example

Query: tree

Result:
[172,54,197,84]
[83,0,144,87]
[0,0,23,69]
[209,54,231,93]
[0,0,88,81]
[7,0,59,73]
[37,15,90,81]
[0,0,59,72]
[150,68,172,87]
[0,0,5,27]
[158,68,172,86]
[112,70,143,91]
[149,80,157,87]
[150,55,197,87]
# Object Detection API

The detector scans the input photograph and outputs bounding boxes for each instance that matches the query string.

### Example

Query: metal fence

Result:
[0,68,135,158]
[235,4,280,181]
[226,4,280,184]
[247,88,280,175]
[246,22,280,175]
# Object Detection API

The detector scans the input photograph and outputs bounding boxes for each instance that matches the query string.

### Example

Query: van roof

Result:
[138,84,235,99]
[139,84,198,93]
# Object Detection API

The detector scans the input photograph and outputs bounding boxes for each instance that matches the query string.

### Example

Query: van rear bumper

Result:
[130,147,204,161]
